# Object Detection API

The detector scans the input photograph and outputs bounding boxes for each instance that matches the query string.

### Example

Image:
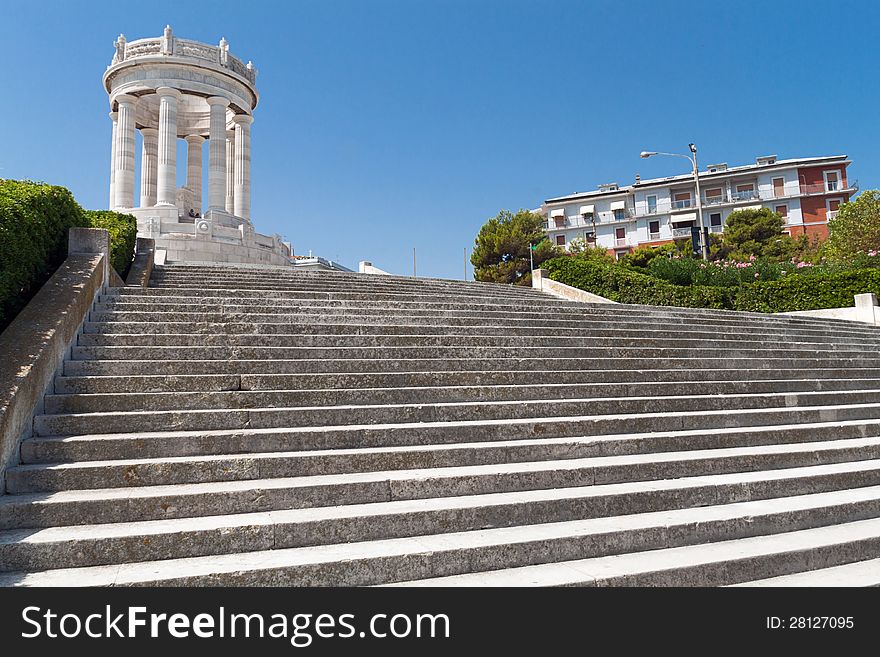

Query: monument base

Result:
[129,206,291,266]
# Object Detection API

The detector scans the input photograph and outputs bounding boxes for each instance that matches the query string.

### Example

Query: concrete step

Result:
[92,296,878,330]
[62,357,880,377]
[31,390,880,437]
[75,332,880,351]
[67,344,880,363]
[4,447,880,530]
[21,413,880,464]
[4,467,880,571]
[78,320,880,343]
[729,559,880,586]
[85,310,880,337]
[381,515,880,587]
[9,434,880,493]
[27,408,880,466]
[94,299,597,316]
[6,494,880,586]
[42,379,880,414]
[49,370,880,395]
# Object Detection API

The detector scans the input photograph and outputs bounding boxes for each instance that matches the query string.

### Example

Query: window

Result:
[615,227,626,246]
[827,198,842,218]
[673,192,691,209]
[824,171,840,192]
[613,208,625,221]
[584,231,596,244]
[710,213,722,228]
[734,183,756,201]
[705,187,723,203]
[772,177,785,198]
[555,235,566,246]
[775,204,788,219]
[646,195,657,214]
[648,220,660,238]
[554,217,566,228]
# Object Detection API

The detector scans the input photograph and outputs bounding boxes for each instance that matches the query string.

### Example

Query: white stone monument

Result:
[104,26,291,265]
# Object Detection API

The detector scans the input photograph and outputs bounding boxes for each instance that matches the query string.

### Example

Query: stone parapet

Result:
[0,229,110,486]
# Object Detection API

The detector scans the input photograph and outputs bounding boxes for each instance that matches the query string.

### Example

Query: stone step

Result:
[10,433,880,494]
[6,494,880,586]
[78,320,880,343]
[729,559,880,586]
[32,390,880,437]
[60,357,880,377]
[101,288,877,336]
[42,379,880,414]
[93,297,872,329]
[74,332,880,351]
[85,310,880,336]
[94,298,594,315]
[51,370,880,395]
[67,344,879,363]
[4,465,880,571]
[28,407,880,467]
[144,281,549,299]
[5,439,880,529]
[380,515,880,587]
[21,412,880,464]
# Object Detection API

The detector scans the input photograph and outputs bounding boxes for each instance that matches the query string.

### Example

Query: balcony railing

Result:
[828,210,839,219]
[614,238,629,247]
[671,227,693,238]
[630,180,857,219]
[800,180,858,196]
[648,232,661,241]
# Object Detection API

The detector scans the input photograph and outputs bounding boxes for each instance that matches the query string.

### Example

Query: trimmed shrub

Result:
[544,255,880,314]
[543,256,733,309]
[734,270,880,312]
[0,180,86,331]
[82,210,137,278]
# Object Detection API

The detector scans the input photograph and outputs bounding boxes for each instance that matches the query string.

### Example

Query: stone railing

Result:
[112,34,257,84]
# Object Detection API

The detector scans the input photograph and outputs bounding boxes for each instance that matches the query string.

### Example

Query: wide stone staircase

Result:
[3,263,880,586]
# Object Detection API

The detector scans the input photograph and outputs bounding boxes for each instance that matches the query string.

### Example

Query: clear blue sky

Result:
[1,0,877,278]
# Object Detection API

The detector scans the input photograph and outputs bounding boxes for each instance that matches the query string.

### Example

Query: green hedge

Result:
[735,270,880,312]
[0,180,138,332]
[0,180,85,331]
[543,256,733,309]
[543,256,880,313]
[82,209,137,278]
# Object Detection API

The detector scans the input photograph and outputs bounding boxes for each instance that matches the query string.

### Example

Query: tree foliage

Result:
[471,209,560,285]
[826,190,880,262]
[717,207,786,260]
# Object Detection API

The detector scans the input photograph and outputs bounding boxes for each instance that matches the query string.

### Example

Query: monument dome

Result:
[104,25,290,265]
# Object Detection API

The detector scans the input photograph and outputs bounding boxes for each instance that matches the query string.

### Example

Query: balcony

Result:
[671,227,694,238]
[800,180,858,196]
[671,199,693,210]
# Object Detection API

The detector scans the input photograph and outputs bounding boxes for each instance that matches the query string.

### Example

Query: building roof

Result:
[544,155,850,204]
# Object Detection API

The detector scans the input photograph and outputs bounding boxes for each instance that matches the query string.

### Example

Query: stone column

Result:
[232,114,253,221]
[113,95,137,210]
[156,87,181,207]
[225,129,235,214]
[185,134,205,213]
[206,97,229,212]
[108,111,118,210]
[139,128,159,208]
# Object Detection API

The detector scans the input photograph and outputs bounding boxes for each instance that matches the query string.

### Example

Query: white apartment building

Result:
[540,155,856,258]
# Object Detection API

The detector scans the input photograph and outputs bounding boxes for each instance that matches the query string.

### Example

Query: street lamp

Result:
[640,144,709,260]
